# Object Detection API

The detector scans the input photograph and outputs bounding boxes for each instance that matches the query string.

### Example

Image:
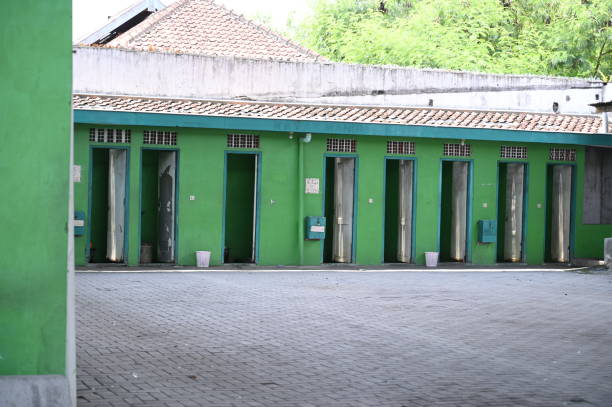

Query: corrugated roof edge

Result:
[73,93,610,135]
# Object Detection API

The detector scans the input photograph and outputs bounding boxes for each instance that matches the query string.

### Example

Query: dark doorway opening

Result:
[89,148,127,263]
[439,161,469,262]
[323,157,355,263]
[545,164,573,263]
[497,163,526,263]
[140,150,177,264]
[384,159,414,263]
[224,153,258,263]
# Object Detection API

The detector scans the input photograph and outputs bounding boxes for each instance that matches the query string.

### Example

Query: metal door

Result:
[332,157,355,263]
[450,161,468,261]
[397,160,413,263]
[503,163,525,262]
[251,154,258,263]
[107,149,127,262]
[157,151,176,263]
[550,165,572,262]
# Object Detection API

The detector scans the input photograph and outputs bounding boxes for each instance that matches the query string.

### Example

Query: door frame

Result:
[495,160,529,263]
[320,153,359,264]
[544,162,577,263]
[381,156,418,264]
[437,158,473,263]
[221,150,262,264]
[86,145,131,264]
[137,147,180,264]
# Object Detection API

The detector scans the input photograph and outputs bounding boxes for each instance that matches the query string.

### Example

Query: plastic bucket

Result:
[140,243,153,264]
[196,251,211,268]
[425,252,439,268]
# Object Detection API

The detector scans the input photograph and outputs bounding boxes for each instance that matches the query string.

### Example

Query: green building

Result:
[72,95,612,268]
[70,0,612,269]
[0,0,74,405]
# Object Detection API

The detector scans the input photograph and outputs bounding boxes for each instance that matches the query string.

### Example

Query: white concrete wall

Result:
[73,46,604,114]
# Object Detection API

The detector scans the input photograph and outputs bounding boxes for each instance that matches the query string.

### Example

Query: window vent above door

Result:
[143,130,177,146]
[227,134,260,149]
[327,138,356,153]
[549,148,576,161]
[89,128,131,144]
[500,145,527,159]
[443,143,471,157]
[387,141,415,155]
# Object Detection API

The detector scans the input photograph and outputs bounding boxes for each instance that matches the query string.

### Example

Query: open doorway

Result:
[545,164,574,263]
[323,156,356,263]
[439,160,471,262]
[497,163,527,263]
[88,148,128,263]
[224,153,260,263]
[384,159,415,263]
[140,149,177,264]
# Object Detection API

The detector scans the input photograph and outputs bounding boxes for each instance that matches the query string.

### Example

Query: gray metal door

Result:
[550,165,572,262]
[450,161,468,262]
[157,151,176,263]
[397,160,413,263]
[332,157,355,263]
[107,149,127,262]
[251,154,258,263]
[503,163,525,262]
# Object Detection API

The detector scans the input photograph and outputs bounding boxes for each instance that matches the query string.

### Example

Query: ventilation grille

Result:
[549,148,576,161]
[387,141,415,155]
[227,134,260,149]
[443,143,471,157]
[500,145,527,159]
[143,130,177,146]
[89,128,131,143]
[327,138,356,153]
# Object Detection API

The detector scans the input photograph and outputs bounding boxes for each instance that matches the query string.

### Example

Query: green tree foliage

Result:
[294,0,611,78]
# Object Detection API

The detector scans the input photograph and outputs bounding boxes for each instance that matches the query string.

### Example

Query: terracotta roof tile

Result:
[106,0,323,63]
[73,94,611,135]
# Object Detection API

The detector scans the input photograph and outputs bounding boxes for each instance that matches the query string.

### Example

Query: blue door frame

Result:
[544,162,577,263]
[381,156,418,264]
[495,161,529,263]
[86,145,131,264]
[437,158,473,263]
[321,154,359,264]
[138,147,180,264]
[221,150,262,264]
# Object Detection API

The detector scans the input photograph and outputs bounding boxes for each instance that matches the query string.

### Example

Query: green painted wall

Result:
[0,1,71,375]
[73,124,612,267]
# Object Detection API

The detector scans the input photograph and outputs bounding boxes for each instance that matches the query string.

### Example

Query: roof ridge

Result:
[72,93,601,119]
[108,0,189,48]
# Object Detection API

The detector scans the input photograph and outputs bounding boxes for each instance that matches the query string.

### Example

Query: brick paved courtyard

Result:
[77,271,612,407]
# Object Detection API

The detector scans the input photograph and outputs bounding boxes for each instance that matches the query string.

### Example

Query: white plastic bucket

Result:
[196,251,211,268]
[425,252,439,268]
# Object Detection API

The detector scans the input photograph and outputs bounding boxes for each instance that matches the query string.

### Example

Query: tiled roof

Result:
[106,0,323,62]
[73,94,610,135]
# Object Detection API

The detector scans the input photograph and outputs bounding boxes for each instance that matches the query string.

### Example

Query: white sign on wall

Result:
[72,165,81,183]
[305,178,320,194]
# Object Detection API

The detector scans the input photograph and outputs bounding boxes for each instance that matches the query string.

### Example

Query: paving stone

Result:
[77,271,612,406]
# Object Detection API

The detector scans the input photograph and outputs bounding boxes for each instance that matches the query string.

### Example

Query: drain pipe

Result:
[298,133,312,265]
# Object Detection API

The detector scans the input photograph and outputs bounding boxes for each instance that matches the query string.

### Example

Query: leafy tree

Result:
[293,0,611,79]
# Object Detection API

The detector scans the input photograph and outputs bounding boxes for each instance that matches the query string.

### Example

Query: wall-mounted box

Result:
[305,216,326,240]
[477,220,497,243]
[74,210,86,236]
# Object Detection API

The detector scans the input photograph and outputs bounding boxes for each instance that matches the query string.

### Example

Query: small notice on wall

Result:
[72,165,81,183]
[305,178,320,194]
